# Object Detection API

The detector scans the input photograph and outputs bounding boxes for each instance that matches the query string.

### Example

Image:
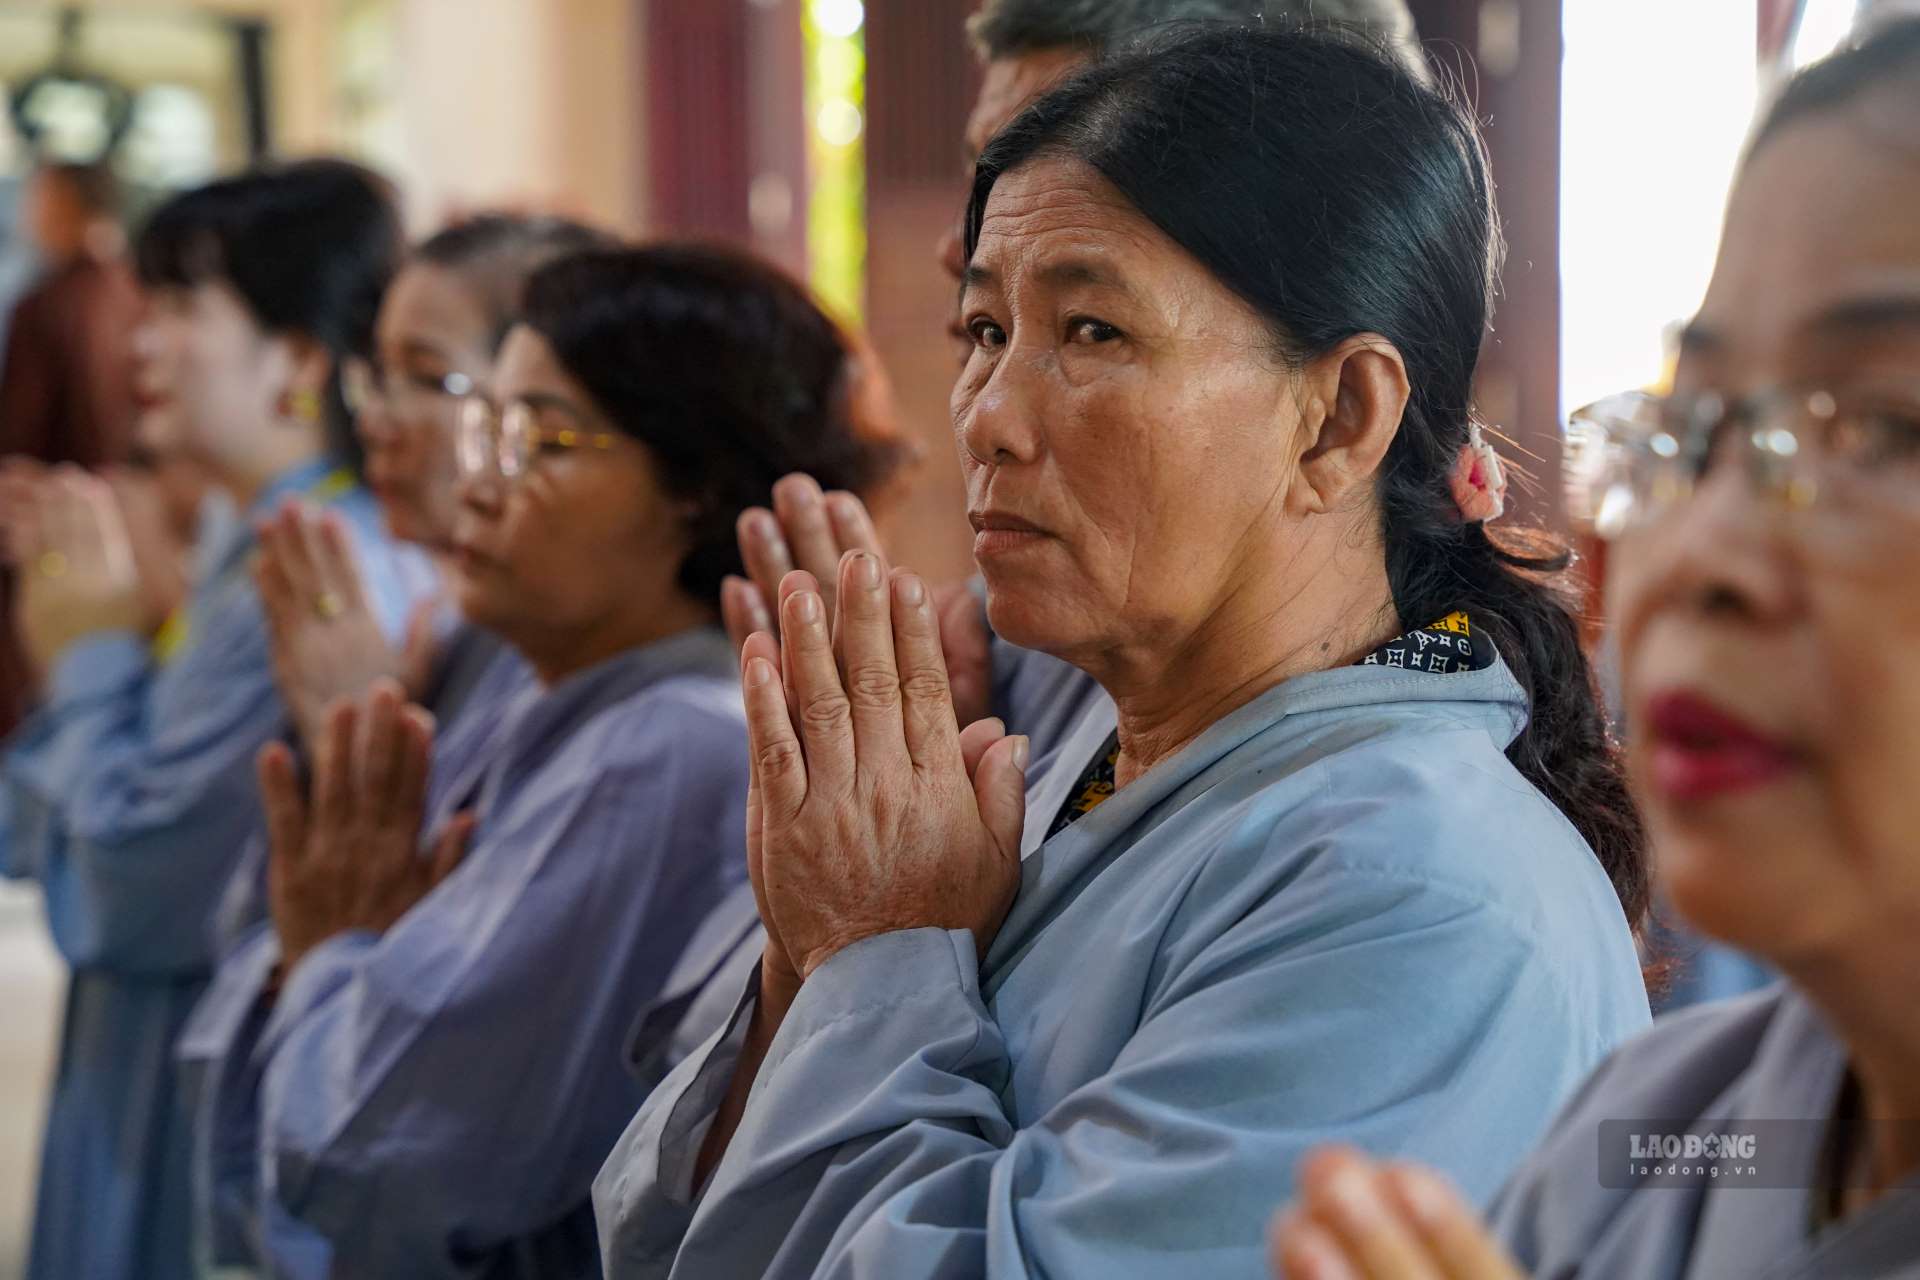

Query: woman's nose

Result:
[454,467,505,518]
[1633,462,1802,625]
[955,350,1045,468]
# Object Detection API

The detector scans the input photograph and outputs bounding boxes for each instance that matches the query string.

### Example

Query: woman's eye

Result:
[1067,318,1121,345]
[1837,409,1920,468]
[968,318,1006,350]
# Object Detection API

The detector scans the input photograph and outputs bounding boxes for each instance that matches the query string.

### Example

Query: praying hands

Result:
[258,680,473,976]
[254,500,440,752]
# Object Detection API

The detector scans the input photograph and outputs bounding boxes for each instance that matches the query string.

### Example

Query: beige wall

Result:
[385,0,645,233]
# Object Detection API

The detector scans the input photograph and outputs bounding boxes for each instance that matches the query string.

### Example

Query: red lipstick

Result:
[1644,691,1800,802]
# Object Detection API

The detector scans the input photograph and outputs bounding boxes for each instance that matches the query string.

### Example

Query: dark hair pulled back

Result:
[965,23,1648,927]
[413,213,616,352]
[136,157,403,476]
[518,242,907,605]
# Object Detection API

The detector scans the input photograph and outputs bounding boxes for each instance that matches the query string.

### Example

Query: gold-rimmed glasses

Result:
[455,396,620,484]
[1564,381,1920,539]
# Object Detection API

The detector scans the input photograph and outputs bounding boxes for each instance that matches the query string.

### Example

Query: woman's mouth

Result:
[968,509,1050,559]
[450,539,493,573]
[1644,690,1802,802]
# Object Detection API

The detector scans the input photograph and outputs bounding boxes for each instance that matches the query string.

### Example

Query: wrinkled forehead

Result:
[964,161,1170,289]
[1689,111,1920,376]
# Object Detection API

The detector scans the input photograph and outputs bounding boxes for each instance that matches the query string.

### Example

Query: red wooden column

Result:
[642,0,809,276]
[645,0,753,241]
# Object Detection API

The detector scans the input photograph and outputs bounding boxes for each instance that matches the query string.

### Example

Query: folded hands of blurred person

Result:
[105,466,194,631]
[257,679,473,976]
[254,499,440,752]
[700,554,1028,1178]
[16,467,159,670]
[1270,1147,1522,1280]
[719,472,992,727]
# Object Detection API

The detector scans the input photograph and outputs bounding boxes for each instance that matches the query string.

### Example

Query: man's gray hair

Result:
[967,0,1421,67]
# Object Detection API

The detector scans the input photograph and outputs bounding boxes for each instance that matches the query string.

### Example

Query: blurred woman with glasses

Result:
[1272,23,1920,1279]
[248,214,611,752]
[179,214,609,1268]
[189,243,904,1278]
[0,159,431,1280]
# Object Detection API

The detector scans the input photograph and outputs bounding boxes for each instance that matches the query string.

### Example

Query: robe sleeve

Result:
[0,498,429,975]
[599,859,1608,1280]
[0,599,280,973]
[256,719,745,1278]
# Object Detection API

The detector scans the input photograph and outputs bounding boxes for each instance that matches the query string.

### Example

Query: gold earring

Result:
[286,389,324,423]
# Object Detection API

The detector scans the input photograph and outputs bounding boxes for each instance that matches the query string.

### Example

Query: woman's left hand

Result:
[16,468,153,669]
[254,500,441,753]
[259,680,473,975]
[1271,1146,1524,1280]
[743,550,1029,980]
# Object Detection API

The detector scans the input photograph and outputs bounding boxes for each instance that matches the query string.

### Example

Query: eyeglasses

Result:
[343,358,476,418]
[1564,381,1920,539]
[455,396,620,483]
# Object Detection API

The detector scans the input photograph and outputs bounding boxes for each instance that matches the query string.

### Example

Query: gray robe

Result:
[1491,984,1920,1278]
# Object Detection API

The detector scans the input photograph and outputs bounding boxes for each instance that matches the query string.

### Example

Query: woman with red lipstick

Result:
[1272,21,1920,1280]
[595,26,1650,1280]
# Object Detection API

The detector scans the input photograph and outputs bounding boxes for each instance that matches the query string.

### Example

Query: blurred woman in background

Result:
[0,158,430,1280]
[255,213,613,750]
[185,213,610,959]
[179,214,611,1268]
[1273,22,1920,1280]
[193,243,904,1278]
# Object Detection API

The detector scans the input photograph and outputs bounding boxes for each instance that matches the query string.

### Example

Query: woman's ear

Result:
[277,334,335,424]
[1291,333,1410,516]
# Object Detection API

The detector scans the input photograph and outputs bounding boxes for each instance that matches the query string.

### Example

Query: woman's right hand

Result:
[721,473,991,727]
[259,681,471,975]
[1271,1147,1523,1280]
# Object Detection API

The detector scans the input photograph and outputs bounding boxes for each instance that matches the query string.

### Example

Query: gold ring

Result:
[37,551,68,579]
[313,591,344,621]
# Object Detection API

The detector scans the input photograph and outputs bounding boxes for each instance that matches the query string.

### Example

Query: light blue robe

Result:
[201,623,531,965]
[180,627,533,1274]
[0,458,433,1280]
[1490,984,1920,1278]
[188,627,749,1279]
[593,646,1652,1278]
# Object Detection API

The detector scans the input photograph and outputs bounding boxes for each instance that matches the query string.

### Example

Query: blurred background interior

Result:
[0,0,1907,1271]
